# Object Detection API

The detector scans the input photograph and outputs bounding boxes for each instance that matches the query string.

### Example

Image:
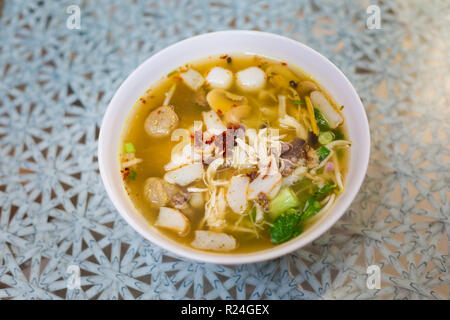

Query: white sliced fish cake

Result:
[236,67,266,92]
[164,163,204,186]
[226,175,249,214]
[191,230,237,252]
[206,67,233,89]
[202,110,227,135]
[180,68,204,91]
[310,91,343,129]
[155,207,190,235]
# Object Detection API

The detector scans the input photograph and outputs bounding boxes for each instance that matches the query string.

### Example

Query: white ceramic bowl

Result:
[98,30,370,265]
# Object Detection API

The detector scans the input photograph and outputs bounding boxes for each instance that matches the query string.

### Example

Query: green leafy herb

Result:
[128,170,137,180]
[300,196,321,221]
[124,142,136,154]
[315,183,335,198]
[317,146,330,162]
[292,100,306,106]
[270,209,302,244]
[300,183,335,221]
[332,128,345,140]
[314,108,330,131]
[269,184,336,244]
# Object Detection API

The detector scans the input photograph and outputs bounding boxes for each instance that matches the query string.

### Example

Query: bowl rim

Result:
[98,30,370,265]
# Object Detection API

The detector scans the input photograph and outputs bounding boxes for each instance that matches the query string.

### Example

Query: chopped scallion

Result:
[292,100,306,105]
[128,170,137,180]
[332,129,345,140]
[318,131,334,145]
[314,108,330,131]
[317,146,330,162]
[124,142,136,154]
[167,70,179,77]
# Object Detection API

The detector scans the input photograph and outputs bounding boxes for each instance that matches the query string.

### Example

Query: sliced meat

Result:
[280,161,296,176]
[171,190,196,220]
[307,131,320,149]
[191,231,237,252]
[256,192,269,211]
[144,105,179,138]
[280,138,307,176]
[280,142,290,154]
[281,137,306,161]
[171,190,191,210]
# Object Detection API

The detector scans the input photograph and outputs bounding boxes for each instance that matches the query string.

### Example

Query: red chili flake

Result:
[157,110,161,114]
[190,134,194,139]
[227,124,233,129]
[232,103,237,108]
[281,62,287,66]
[220,54,229,59]
[205,136,215,144]
[217,109,223,115]
[122,168,131,180]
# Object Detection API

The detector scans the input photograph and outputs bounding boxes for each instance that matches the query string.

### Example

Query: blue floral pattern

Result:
[0,0,448,299]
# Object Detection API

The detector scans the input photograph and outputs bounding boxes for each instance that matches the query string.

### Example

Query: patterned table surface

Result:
[0,0,449,300]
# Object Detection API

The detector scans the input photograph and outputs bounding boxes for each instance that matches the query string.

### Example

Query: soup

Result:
[120,53,350,253]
